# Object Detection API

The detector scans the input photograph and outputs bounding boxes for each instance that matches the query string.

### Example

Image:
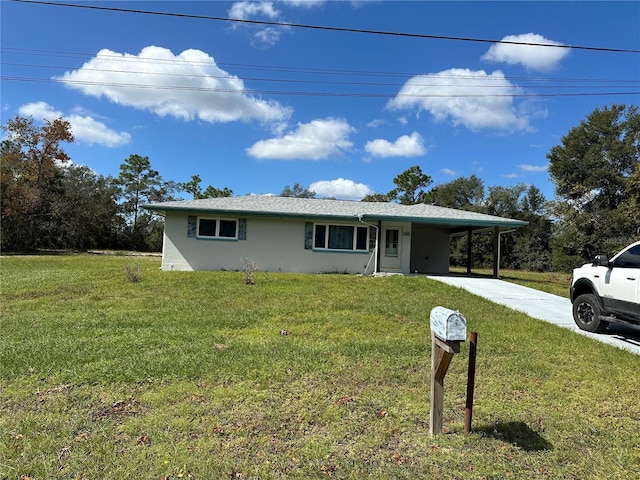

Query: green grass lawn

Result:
[1,255,638,479]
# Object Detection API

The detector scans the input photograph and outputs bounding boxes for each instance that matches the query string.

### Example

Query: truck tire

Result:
[572,293,607,333]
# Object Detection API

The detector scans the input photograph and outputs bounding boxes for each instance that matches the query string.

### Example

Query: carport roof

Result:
[144,196,527,230]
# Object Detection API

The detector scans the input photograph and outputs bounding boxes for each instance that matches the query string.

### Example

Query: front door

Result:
[381,227,402,271]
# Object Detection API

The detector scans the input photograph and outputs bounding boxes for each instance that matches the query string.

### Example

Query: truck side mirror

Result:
[592,254,610,267]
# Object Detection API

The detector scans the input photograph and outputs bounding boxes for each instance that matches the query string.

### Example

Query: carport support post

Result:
[376,220,382,273]
[466,229,472,275]
[430,334,461,436]
[493,226,500,279]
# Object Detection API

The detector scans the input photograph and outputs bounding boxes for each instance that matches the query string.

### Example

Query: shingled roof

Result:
[143,195,527,230]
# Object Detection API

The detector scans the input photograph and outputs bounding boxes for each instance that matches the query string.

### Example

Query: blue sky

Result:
[2,1,639,201]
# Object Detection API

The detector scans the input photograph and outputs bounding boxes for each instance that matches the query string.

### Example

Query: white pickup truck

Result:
[570,240,640,332]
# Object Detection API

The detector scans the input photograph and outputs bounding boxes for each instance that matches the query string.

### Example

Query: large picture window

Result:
[313,224,368,251]
[197,217,238,239]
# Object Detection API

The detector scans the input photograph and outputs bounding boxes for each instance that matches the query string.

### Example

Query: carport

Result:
[385,202,526,278]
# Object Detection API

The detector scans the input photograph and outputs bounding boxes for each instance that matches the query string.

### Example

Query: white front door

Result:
[381,227,402,271]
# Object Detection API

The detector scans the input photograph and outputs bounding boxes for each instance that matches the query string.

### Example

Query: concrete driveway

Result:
[427,275,640,356]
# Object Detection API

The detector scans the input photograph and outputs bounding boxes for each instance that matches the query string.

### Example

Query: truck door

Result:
[601,244,640,319]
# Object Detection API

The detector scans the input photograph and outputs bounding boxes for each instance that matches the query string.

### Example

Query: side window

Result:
[314,225,327,248]
[198,218,217,237]
[613,245,640,268]
[197,217,238,239]
[219,220,237,238]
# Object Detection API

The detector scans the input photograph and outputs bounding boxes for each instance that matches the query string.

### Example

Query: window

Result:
[385,229,399,257]
[197,217,238,239]
[614,244,640,268]
[219,220,237,238]
[313,224,368,251]
[199,219,217,237]
[314,225,326,248]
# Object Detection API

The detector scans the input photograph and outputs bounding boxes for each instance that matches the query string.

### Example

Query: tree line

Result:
[1,104,638,271]
[0,117,232,253]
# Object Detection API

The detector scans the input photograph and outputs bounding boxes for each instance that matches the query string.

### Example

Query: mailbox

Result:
[430,307,467,342]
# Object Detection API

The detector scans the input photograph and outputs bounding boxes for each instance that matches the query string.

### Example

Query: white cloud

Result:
[482,33,569,71]
[229,1,294,48]
[67,114,131,147]
[18,101,131,147]
[228,1,279,20]
[503,173,521,179]
[19,101,62,120]
[309,178,372,200]
[387,68,532,132]
[364,132,426,158]
[56,46,292,124]
[281,0,326,7]
[518,164,548,172]
[367,119,386,128]
[246,118,354,160]
[252,27,282,48]
[440,168,457,176]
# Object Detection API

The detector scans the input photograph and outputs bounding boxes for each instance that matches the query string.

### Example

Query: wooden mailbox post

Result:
[429,307,467,436]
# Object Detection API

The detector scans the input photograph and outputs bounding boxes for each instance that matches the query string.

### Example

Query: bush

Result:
[125,263,142,283]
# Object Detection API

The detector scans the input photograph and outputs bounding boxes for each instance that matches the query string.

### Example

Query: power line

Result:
[11,0,640,54]
[4,62,637,91]
[2,75,637,99]
[2,47,638,89]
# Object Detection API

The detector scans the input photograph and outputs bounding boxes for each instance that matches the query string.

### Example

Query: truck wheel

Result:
[572,294,607,333]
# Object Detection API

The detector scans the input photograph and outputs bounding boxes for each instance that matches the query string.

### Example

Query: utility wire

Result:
[2,75,637,99]
[11,0,640,54]
[2,47,638,88]
[3,62,637,90]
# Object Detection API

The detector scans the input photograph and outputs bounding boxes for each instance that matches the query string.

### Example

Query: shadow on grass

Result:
[476,421,553,451]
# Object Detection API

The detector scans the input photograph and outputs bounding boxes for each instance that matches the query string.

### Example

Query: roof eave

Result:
[144,204,528,229]
[142,204,367,222]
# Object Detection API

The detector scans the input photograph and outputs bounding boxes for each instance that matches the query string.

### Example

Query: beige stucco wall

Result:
[409,225,450,274]
[161,212,380,274]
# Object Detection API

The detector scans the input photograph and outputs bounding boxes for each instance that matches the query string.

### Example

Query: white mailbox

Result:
[430,307,467,342]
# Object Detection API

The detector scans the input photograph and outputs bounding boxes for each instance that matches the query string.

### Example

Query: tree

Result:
[388,165,432,205]
[547,104,640,269]
[1,116,74,251]
[181,174,204,199]
[115,154,177,251]
[512,185,552,271]
[180,174,233,199]
[361,193,391,202]
[426,174,484,211]
[116,154,161,228]
[280,182,316,198]
[624,163,640,233]
[202,185,233,199]
[548,104,638,210]
[485,184,526,217]
[47,165,120,250]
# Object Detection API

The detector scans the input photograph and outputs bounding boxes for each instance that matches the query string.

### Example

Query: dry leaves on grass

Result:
[92,398,144,421]
[319,464,338,477]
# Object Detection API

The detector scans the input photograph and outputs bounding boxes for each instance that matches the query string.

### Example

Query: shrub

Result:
[125,263,142,283]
